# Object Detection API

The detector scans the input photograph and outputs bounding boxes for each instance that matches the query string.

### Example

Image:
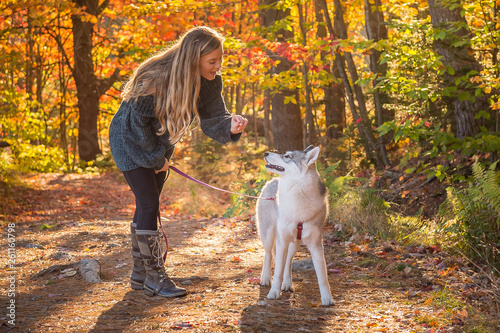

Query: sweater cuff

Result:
[230,132,242,142]
[154,158,166,171]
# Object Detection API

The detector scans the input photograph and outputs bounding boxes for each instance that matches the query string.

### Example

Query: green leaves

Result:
[376,122,395,138]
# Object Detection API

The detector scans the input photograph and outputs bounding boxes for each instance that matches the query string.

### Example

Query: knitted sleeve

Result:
[198,75,242,144]
[123,96,167,170]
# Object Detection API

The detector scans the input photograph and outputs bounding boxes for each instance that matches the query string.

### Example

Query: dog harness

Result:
[297,222,303,240]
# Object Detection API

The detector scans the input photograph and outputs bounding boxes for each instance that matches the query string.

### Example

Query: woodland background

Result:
[1,0,500,331]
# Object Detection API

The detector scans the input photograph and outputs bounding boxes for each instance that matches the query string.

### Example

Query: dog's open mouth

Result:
[266,164,285,172]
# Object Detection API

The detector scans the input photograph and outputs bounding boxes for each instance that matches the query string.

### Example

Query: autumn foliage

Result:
[0,0,497,171]
[1,1,500,331]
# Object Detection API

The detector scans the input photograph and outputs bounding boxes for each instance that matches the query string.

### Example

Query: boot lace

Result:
[151,234,166,270]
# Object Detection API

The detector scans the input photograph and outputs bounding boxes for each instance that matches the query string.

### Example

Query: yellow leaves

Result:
[68,128,79,138]
[78,12,98,24]
[469,76,482,83]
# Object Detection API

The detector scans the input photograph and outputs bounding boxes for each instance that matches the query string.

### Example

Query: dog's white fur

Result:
[256,146,333,306]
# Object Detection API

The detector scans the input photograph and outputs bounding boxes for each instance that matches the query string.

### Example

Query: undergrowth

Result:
[437,160,500,271]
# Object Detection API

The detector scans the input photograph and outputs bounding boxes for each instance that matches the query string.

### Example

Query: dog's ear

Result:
[304,145,314,153]
[304,146,320,166]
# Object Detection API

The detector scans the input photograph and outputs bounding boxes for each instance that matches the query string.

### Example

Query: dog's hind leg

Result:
[257,179,278,287]
[260,231,275,286]
[307,239,334,306]
[282,241,299,291]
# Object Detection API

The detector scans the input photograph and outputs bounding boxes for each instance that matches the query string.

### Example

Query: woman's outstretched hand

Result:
[230,115,248,135]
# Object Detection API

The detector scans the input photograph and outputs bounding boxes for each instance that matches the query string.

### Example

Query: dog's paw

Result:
[321,296,334,306]
[267,289,281,300]
[281,282,294,292]
[260,276,271,287]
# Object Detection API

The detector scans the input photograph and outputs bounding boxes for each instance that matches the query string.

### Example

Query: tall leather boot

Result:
[130,222,147,290]
[136,229,187,297]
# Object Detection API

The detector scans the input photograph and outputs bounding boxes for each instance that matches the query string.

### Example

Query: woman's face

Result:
[199,45,223,80]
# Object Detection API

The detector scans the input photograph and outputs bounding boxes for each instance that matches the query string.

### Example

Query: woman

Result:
[109,26,248,298]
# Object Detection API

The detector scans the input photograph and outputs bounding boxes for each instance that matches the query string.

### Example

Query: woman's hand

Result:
[230,115,248,135]
[155,158,169,174]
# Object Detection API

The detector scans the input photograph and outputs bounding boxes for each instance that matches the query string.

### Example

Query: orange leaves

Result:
[453,308,469,319]
[439,266,457,276]
[348,242,370,254]
[230,255,242,262]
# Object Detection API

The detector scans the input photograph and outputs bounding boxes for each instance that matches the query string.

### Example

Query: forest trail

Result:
[0,171,492,332]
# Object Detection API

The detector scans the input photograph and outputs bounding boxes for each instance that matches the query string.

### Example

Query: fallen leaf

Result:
[171,321,194,329]
[114,262,128,268]
[248,277,260,284]
[329,268,345,274]
[65,270,77,277]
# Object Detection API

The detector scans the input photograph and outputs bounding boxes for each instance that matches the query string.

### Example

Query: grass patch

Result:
[387,214,438,246]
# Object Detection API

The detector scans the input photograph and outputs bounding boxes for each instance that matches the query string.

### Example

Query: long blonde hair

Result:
[121,26,224,143]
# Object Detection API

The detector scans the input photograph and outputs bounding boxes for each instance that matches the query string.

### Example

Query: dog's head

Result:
[264,145,320,178]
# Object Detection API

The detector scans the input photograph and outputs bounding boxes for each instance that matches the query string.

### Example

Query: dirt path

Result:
[0,172,495,332]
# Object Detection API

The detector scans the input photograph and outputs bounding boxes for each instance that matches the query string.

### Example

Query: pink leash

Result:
[158,166,276,259]
[169,166,275,201]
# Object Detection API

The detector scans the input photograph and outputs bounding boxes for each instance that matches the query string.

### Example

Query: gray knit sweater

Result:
[109,75,241,171]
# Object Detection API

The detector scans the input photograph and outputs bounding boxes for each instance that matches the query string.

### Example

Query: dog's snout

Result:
[264,152,269,157]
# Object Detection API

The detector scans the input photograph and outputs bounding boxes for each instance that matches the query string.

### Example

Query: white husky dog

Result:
[256,145,334,306]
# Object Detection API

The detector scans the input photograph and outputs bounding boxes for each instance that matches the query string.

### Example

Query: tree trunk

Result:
[26,8,34,100]
[263,90,273,148]
[71,0,120,162]
[364,0,392,126]
[270,61,304,151]
[235,84,242,115]
[298,0,317,146]
[364,0,390,165]
[427,0,489,139]
[321,0,383,167]
[260,0,303,152]
[314,0,345,140]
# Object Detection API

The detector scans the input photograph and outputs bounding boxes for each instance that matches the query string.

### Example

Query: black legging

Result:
[122,167,168,231]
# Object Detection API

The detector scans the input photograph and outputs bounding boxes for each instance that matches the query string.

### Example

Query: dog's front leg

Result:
[308,241,334,306]
[267,231,288,300]
[282,241,298,291]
